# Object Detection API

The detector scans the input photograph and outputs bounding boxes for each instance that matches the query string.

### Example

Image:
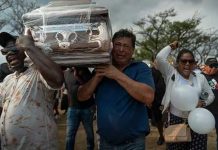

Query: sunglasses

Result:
[179,59,195,65]
[1,46,18,55]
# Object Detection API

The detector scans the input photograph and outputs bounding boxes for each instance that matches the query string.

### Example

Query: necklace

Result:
[184,78,194,86]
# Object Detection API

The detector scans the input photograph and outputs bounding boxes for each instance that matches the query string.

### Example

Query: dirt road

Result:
[57,114,216,150]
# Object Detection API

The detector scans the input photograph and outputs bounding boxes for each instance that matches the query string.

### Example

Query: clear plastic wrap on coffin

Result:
[22,1,112,66]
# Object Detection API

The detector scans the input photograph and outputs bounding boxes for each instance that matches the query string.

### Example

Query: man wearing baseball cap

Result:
[0,31,63,149]
[202,57,218,149]
[205,57,218,68]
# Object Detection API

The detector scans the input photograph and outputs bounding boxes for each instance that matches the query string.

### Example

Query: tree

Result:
[134,8,218,64]
[0,0,11,11]
[0,0,11,29]
[0,0,39,35]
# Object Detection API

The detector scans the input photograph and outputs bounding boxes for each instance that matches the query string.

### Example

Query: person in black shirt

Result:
[64,67,95,150]
[202,57,218,149]
[149,58,166,145]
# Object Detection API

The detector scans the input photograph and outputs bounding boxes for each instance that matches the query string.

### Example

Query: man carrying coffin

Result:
[0,31,63,150]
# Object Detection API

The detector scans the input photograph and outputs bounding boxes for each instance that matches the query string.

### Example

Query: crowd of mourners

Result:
[0,28,217,150]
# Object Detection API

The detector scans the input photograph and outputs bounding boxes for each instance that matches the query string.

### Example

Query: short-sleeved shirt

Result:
[0,66,58,150]
[95,61,154,144]
[64,68,95,109]
[151,67,166,106]
[204,73,218,115]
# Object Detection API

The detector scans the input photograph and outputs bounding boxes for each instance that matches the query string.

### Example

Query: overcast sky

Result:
[0,0,217,63]
[38,0,218,32]
[94,0,218,32]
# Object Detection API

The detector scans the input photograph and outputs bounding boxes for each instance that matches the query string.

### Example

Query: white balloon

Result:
[171,85,198,111]
[188,108,215,134]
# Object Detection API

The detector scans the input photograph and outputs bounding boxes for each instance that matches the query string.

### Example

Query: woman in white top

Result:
[156,41,215,150]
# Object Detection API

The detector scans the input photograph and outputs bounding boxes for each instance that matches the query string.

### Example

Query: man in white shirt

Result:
[0,31,64,150]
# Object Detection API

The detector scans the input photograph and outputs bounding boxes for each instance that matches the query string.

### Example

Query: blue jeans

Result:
[99,136,145,150]
[66,107,95,150]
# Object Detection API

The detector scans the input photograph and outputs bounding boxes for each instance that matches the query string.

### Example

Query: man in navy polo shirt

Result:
[78,29,155,150]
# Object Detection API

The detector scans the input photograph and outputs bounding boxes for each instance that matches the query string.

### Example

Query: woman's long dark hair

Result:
[176,49,195,63]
